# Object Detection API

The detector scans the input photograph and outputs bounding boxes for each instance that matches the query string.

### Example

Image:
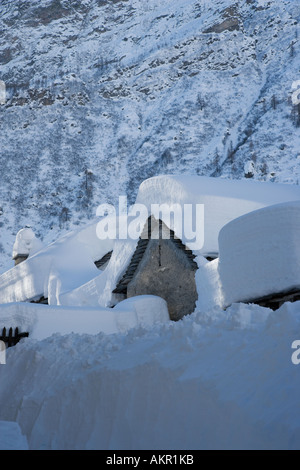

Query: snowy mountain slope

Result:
[0,0,300,272]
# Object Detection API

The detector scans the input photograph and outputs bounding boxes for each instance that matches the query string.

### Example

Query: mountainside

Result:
[0,0,300,273]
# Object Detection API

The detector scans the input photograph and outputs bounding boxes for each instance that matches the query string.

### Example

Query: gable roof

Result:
[113,217,198,295]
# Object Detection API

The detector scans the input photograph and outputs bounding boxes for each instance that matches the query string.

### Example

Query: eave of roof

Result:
[94,250,113,269]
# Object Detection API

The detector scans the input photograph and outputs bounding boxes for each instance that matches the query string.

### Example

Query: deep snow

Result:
[0,295,170,339]
[0,421,28,450]
[1,175,300,450]
[1,300,300,450]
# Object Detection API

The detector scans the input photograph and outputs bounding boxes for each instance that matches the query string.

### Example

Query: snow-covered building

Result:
[218,200,300,309]
[1,175,300,315]
[196,200,300,312]
[113,216,198,321]
[59,175,300,311]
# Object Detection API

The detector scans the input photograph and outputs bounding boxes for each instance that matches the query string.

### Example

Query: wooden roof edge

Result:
[94,250,113,269]
[12,253,29,260]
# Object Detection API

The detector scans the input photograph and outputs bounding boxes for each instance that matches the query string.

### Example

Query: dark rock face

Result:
[203,6,240,33]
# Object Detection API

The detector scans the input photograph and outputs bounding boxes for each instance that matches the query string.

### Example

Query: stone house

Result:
[113,216,198,321]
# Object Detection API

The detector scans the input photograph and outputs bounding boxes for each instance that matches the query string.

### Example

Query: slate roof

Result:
[113,217,198,295]
[94,250,113,269]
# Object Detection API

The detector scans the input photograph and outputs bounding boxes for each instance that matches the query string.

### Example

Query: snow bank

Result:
[0,421,28,450]
[1,301,300,450]
[136,175,300,256]
[0,296,169,339]
[218,201,300,307]
[195,257,223,311]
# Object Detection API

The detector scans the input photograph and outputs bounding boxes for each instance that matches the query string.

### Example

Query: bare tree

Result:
[213,148,221,173]
[196,93,206,110]
[85,168,93,191]
[260,161,268,177]
[59,207,69,229]
[227,140,235,164]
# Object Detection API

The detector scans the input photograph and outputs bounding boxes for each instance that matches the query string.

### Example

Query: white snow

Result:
[12,226,44,259]
[1,176,300,450]
[2,175,299,308]
[59,175,300,308]
[0,296,169,340]
[218,200,300,307]
[0,421,28,450]
[195,256,224,311]
[0,0,300,451]
[1,301,300,449]
[135,175,300,256]
[0,220,115,305]
[59,235,138,307]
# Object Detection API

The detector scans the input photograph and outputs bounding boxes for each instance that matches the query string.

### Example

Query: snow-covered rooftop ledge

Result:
[135,175,300,256]
[218,200,300,307]
[0,296,170,340]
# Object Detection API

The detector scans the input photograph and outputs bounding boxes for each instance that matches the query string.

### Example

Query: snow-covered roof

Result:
[196,200,300,311]
[218,200,300,307]
[60,176,300,309]
[136,175,300,256]
[0,221,114,305]
[1,175,300,308]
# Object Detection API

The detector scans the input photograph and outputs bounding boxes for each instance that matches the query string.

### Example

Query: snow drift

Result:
[1,301,300,450]
[0,421,28,450]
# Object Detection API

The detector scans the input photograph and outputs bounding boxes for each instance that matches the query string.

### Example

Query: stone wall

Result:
[127,239,198,321]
